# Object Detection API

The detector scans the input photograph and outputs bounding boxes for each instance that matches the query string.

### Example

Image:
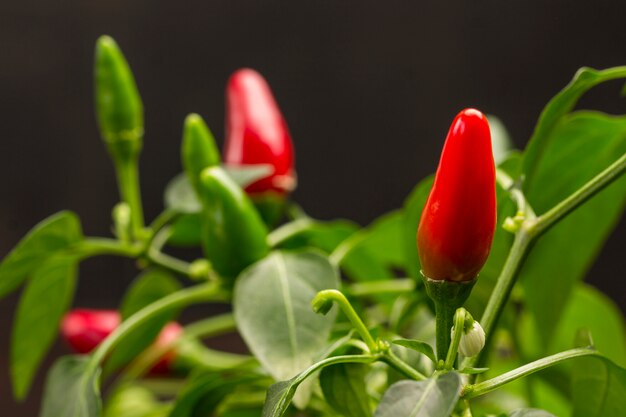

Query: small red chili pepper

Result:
[417,108,496,282]
[60,309,181,373]
[224,68,296,196]
[60,309,120,354]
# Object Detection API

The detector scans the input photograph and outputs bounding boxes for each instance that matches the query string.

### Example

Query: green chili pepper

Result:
[198,167,269,282]
[94,35,143,162]
[182,113,221,194]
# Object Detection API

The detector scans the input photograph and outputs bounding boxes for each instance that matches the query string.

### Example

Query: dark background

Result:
[1,0,625,413]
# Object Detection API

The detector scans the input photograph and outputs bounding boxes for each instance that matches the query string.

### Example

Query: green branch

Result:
[462,347,598,399]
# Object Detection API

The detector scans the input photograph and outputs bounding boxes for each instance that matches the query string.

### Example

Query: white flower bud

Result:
[458,321,485,357]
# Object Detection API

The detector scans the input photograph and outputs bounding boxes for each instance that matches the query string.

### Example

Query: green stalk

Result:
[114,158,145,238]
[466,151,626,374]
[529,152,626,238]
[462,347,598,399]
[312,289,377,352]
[87,283,222,374]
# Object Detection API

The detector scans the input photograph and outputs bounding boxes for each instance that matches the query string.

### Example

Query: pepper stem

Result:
[422,275,475,362]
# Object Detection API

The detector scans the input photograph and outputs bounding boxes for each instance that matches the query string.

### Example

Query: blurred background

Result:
[1,0,625,413]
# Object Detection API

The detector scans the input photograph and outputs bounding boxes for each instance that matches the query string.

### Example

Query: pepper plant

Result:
[1,35,625,417]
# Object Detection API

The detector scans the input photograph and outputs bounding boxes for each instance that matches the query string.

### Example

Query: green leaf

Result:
[392,339,436,363]
[402,176,433,279]
[169,373,255,417]
[277,220,393,282]
[106,270,181,372]
[104,384,169,417]
[167,213,203,247]
[523,66,626,184]
[357,211,406,270]
[0,211,82,298]
[234,250,339,388]
[39,355,102,417]
[520,111,626,347]
[165,174,202,214]
[373,372,461,417]
[223,164,274,188]
[571,354,626,417]
[549,284,626,367]
[11,255,77,400]
[120,269,182,317]
[262,354,375,417]
[320,363,372,417]
[488,114,515,164]
[509,409,557,417]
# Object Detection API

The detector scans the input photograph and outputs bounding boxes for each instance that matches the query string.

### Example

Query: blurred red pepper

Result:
[224,68,296,196]
[60,309,182,374]
[417,108,496,282]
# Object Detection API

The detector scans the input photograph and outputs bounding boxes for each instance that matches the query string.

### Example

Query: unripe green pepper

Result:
[182,113,221,194]
[94,35,143,162]
[198,167,269,282]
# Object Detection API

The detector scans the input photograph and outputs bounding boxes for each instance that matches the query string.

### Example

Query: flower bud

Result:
[458,321,486,357]
[417,109,496,282]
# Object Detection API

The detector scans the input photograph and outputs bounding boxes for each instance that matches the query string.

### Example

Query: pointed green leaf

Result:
[373,372,461,417]
[0,211,82,298]
[104,384,169,417]
[234,251,339,382]
[572,353,626,417]
[11,255,77,399]
[402,176,433,279]
[169,373,256,417]
[167,213,203,247]
[523,66,626,184]
[262,354,375,417]
[165,174,202,214]
[320,363,372,417]
[355,210,406,270]
[521,112,626,347]
[392,339,436,363]
[39,355,102,417]
[223,164,274,188]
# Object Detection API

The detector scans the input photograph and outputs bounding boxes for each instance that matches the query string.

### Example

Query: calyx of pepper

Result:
[422,273,477,361]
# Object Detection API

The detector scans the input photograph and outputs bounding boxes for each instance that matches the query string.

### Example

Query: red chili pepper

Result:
[224,68,296,195]
[60,309,181,373]
[417,108,496,282]
[60,309,120,354]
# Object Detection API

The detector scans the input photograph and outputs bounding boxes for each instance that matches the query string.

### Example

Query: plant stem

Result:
[115,313,241,384]
[183,313,237,339]
[87,282,222,374]
[444,309,466,370]
[462,347,598,399]
[347,278,416,297]
[312,289,377,352]
[467,150,626,373]
[148,209,179,236]
[329,231,366,266]
[529,152,626,238]
[465,231,531,371]
[75,237,142,259]
[267,218,315,247]
[382,350,427,380]
[114,158,144,238]
[434,301,455,362]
